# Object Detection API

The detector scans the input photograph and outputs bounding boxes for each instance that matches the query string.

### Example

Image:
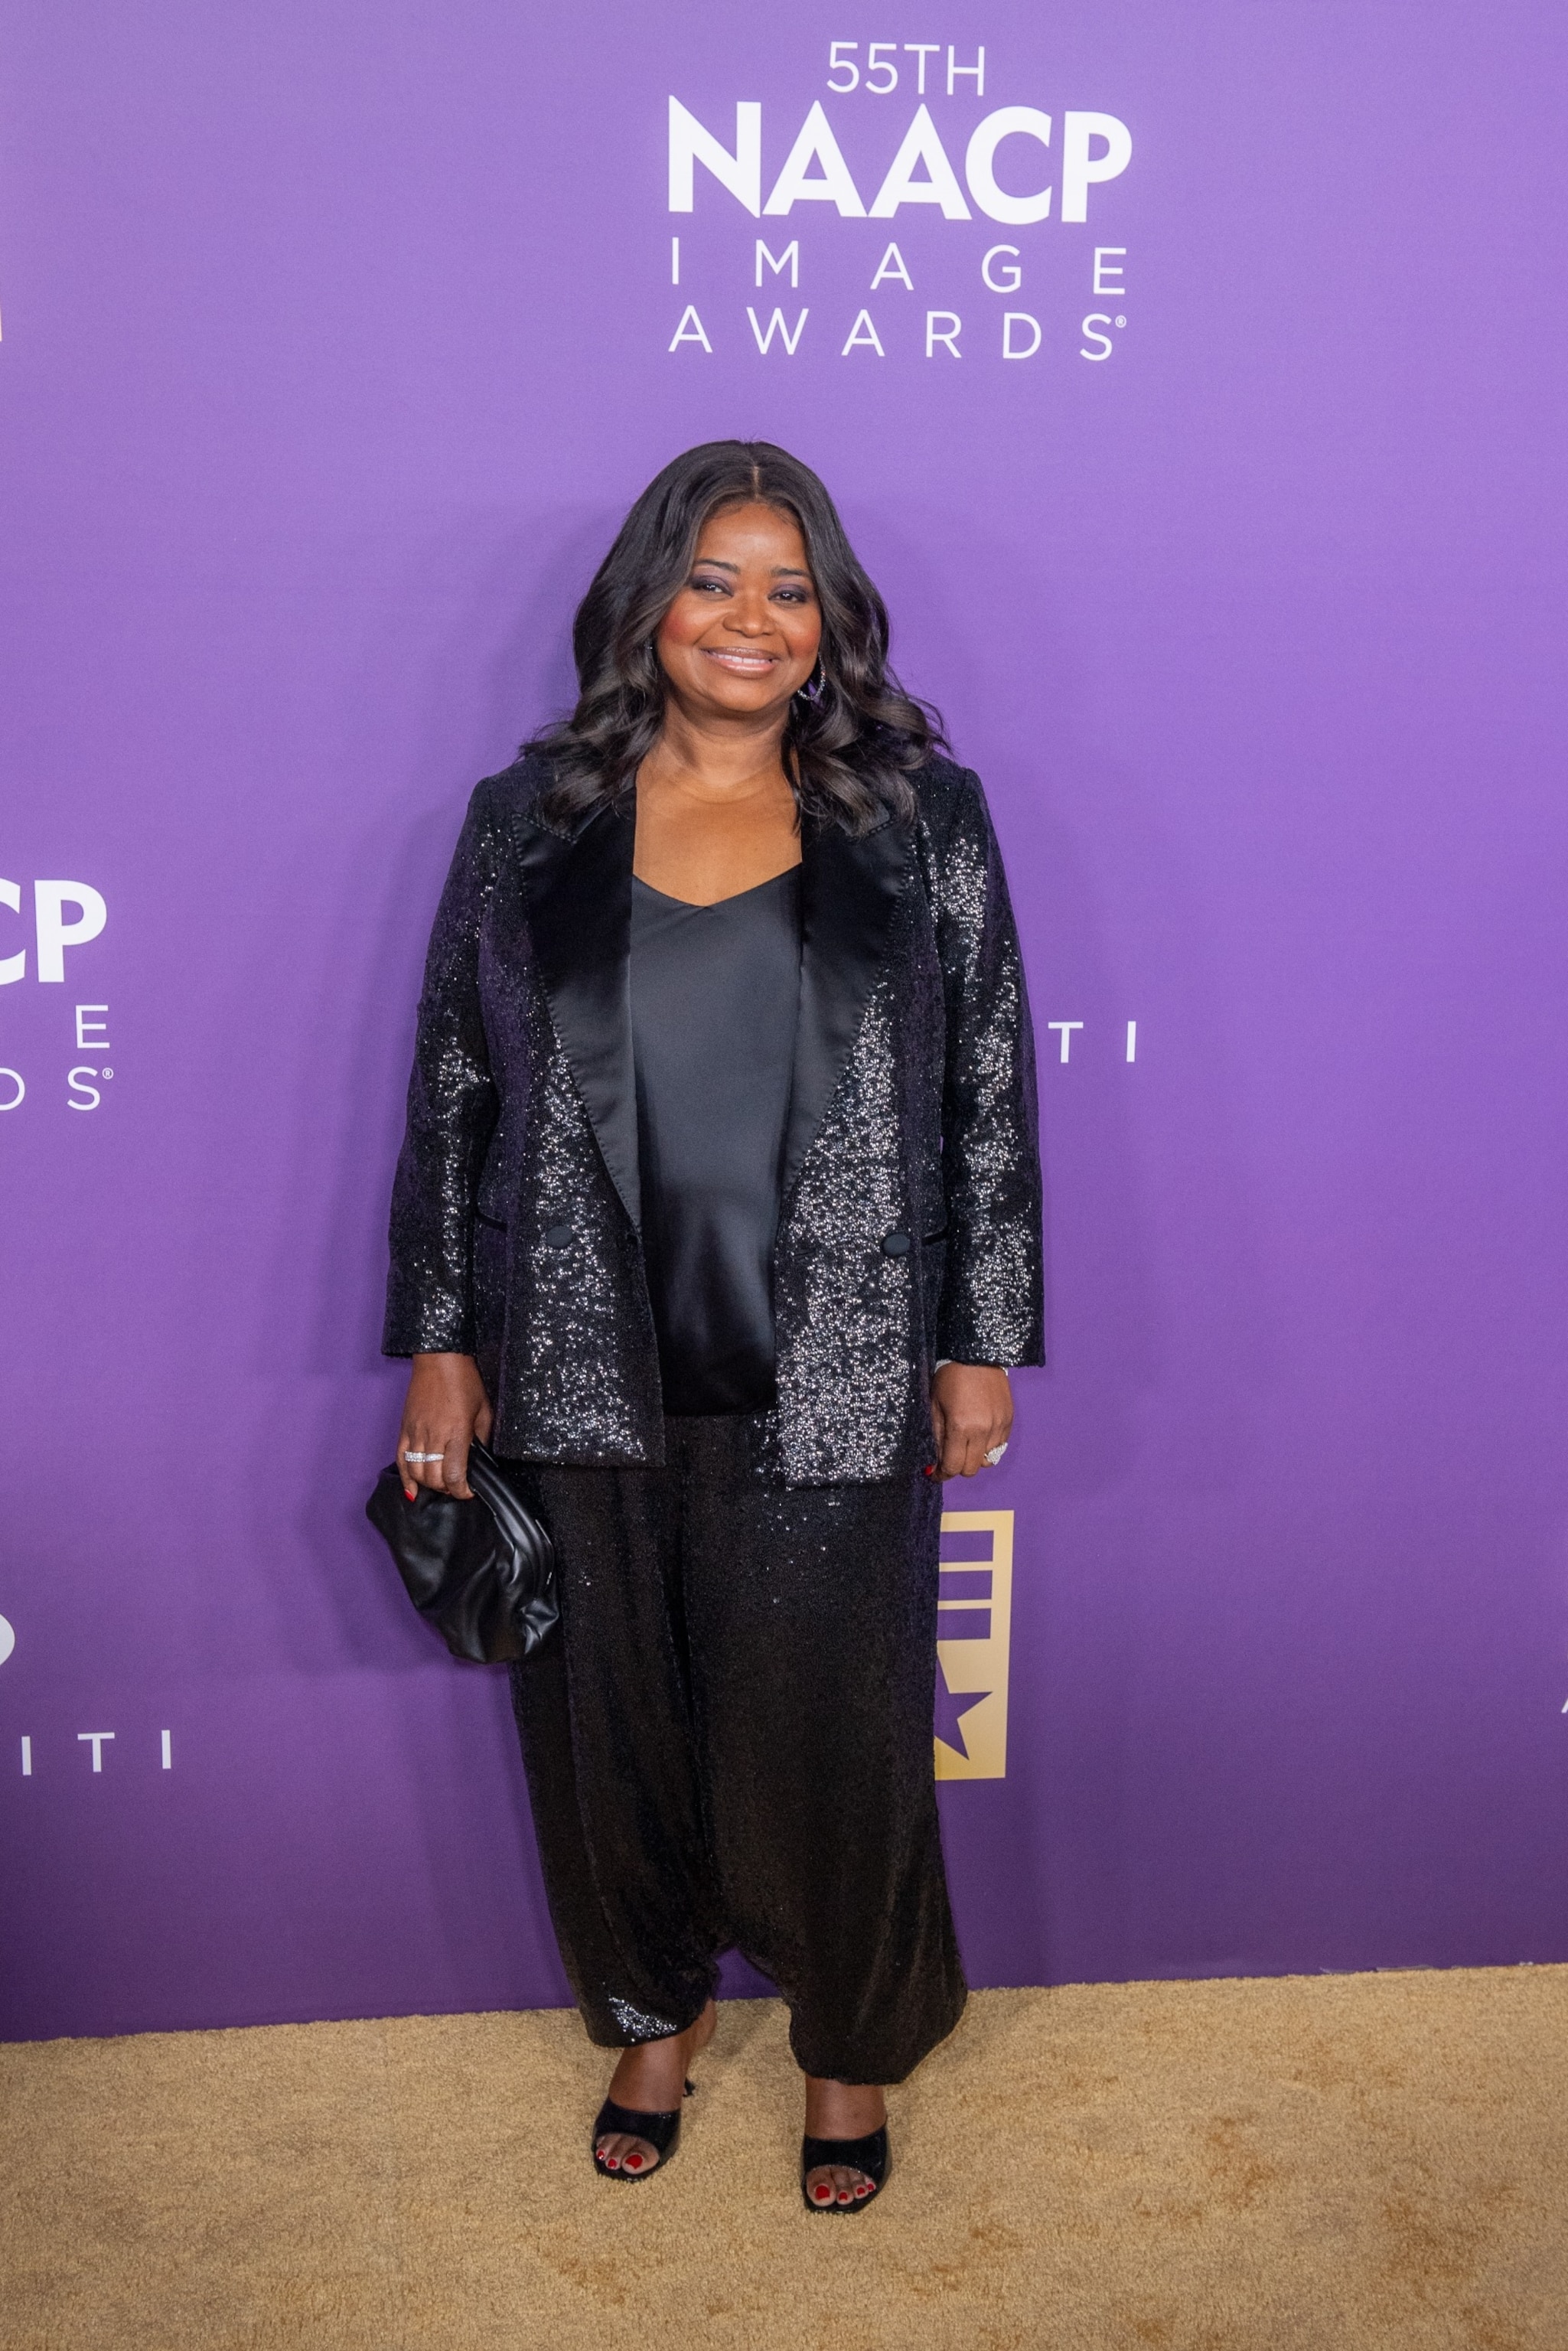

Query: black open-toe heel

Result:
[800,2124,889,2213]
[592,2079,694,2180]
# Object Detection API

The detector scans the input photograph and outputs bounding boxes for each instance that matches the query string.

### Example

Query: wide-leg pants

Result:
[507,1415,967,2085]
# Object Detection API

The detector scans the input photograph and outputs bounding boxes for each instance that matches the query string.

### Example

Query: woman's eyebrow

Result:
[689,559,811,580]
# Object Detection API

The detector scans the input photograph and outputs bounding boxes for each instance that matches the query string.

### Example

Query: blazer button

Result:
[543,1221,573,1247]
[880,1231,912,1257]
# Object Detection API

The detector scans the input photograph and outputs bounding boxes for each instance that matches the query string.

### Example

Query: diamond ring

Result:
[403,1450,445,1462]
[983,1443,1008,1466]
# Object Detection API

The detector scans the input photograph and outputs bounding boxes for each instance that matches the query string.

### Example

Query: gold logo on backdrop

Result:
[934,1510,1013,1780]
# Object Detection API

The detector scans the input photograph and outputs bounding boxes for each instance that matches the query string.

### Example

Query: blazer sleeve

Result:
[381,784,502,1357]
[928,768,1045,1367]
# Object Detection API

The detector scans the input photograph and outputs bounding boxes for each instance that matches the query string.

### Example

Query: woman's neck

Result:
[644,701,789,803]
[634,708,801,905]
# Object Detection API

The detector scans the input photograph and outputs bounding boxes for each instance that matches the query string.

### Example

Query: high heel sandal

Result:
[591,2079,694,2180]
[800,2124,889,2213]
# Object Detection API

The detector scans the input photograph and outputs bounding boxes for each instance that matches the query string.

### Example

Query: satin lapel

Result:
[517,802,641,1231]
[781,813,914,1205]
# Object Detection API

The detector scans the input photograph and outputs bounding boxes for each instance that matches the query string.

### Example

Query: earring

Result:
[794,660,825,706]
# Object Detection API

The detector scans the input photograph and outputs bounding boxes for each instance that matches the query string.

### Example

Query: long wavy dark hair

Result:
[526,440,945,833]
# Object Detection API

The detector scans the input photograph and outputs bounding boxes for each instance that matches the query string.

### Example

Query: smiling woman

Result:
[531,440,942,837]
[632,501,819,907]
[382,440,1044,2214]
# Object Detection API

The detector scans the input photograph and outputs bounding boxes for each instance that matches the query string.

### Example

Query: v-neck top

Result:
[630,867,802,1415]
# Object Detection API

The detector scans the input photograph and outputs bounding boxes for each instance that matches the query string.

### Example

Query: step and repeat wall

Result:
[4,3,1566,2037]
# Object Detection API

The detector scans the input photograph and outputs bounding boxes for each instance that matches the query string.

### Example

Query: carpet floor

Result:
[3,1967,1565,2350]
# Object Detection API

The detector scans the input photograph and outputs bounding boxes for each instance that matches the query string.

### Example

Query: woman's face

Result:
[654,501,823,721]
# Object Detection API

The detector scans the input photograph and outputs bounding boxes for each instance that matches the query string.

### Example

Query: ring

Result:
[983,1443,1008,1466]
[403,1451,445,1462]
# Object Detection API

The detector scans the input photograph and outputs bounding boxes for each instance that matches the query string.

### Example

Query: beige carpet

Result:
[3,1968,1565,2350]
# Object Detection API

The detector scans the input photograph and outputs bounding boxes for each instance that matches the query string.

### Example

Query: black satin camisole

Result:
[630,867,802,1415]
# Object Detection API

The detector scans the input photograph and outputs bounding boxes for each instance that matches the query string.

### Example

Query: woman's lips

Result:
[701,647,778,672]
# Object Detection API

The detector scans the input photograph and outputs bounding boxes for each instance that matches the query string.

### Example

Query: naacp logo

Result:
[660,44,1133,367]
[670,87,1130,223]
[0,876,113,1112]
[934,1510,1013,1781]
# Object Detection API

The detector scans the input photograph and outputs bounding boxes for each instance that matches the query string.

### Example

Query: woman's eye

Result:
[689,576,729,594]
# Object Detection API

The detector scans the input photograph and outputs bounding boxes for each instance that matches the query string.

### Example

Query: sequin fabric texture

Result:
[508,1414,964,2081]
[383,751,1044,1480]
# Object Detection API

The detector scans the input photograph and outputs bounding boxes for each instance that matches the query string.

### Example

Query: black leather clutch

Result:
[365,1440,558,1664]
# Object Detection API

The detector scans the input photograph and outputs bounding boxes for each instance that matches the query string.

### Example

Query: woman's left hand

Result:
[929,1363,1012,1479]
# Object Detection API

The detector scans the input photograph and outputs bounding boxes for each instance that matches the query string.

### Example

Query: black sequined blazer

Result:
[383,751,1043,1484]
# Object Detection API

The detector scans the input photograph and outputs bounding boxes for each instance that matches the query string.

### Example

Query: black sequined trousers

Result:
[507,1416,967,2085]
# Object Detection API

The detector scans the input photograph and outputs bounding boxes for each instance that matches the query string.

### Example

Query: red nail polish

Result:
[624,2154,642,2169]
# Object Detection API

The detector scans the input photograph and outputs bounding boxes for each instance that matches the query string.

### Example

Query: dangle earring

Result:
[794,659,826,708]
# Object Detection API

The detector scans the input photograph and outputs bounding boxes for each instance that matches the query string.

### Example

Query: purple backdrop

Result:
[4,2,1567,2040]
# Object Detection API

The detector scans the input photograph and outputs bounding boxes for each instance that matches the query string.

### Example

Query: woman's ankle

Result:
[803,2075,885,2135]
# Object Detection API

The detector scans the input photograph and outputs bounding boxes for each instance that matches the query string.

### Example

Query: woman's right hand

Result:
[397,1352,494,1499]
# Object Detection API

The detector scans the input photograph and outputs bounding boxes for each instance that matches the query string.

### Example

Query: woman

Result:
[384,441,1042,2210]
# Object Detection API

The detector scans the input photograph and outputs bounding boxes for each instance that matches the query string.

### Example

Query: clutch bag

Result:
[365,1439,558,1664]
